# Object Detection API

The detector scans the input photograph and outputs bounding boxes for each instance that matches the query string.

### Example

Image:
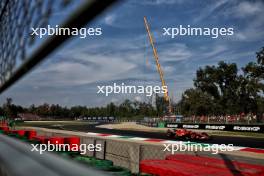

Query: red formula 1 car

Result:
[166,128,211,140]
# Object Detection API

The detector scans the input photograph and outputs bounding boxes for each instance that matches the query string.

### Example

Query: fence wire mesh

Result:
[0,0,118,94]
[0,0,74,85]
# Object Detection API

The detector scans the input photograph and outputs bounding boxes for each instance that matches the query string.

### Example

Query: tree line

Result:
[0,47,263,120]
[178,47,264,120]
[0,98,162,120]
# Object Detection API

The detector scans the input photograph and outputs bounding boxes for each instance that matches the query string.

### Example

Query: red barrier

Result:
[165,154,264,175]
[47,137,64,144]
[64,137,80,151]
[17,130,25,136]
[11,130,26,136]
[33,136,49,144]
[25,130,37,140]
[33,136,65,145]
[0,126,9,131]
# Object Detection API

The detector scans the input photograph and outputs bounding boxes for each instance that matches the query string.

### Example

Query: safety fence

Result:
[0,0,118,93]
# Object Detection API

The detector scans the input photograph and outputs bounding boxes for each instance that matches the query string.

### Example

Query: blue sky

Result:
[1,0,264,107]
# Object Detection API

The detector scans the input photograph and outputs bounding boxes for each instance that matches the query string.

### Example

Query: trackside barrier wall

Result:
[140,122,264,133]
[19,127,264,173]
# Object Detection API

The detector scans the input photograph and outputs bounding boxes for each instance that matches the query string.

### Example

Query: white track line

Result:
[130,137,149,141]
[87,132,99,135]
[106,135,122,138]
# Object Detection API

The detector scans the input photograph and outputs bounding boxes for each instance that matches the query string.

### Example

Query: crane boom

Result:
[143,17,172,113]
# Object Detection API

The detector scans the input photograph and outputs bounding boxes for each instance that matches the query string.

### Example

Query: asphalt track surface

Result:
[31,123,264,149]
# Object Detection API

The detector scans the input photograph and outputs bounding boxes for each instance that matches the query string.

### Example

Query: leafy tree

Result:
[179,88,217,116]
[180,47,264,116]
[256,47,264,65]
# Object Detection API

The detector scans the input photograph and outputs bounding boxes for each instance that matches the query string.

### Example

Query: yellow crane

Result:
[143,16,172,114]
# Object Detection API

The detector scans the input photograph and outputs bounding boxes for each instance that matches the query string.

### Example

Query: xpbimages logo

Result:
[163,142,236,154]
[31,25,102,38]
[97,83,168,96]
[163,25,234,39]
[31,142,101,155]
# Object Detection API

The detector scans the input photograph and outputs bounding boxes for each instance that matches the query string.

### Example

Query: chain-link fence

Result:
[0,0,72,84]
[0,0,118,94]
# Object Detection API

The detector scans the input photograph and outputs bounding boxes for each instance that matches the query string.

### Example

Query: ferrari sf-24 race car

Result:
[167,128,211,140]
